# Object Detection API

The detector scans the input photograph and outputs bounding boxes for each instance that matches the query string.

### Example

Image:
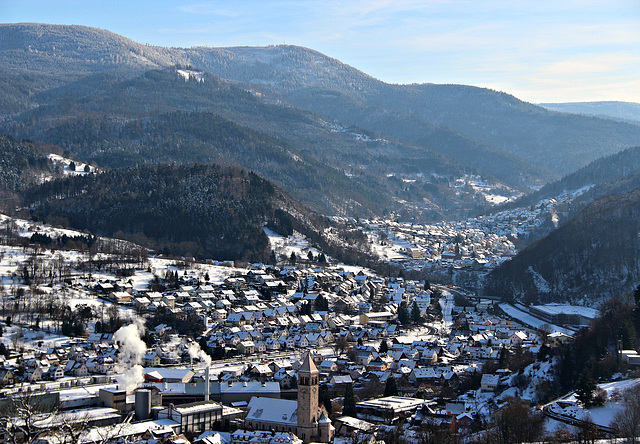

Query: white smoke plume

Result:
[114,320,147,392]
[188,342,212,368]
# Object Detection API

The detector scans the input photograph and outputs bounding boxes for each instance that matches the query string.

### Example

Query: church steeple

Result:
[297,353,319,442]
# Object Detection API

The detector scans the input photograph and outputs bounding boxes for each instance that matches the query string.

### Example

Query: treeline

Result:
[0,135,56,211]
[555,292,640,401]
[23,163,294,261]
[30,232,97,250]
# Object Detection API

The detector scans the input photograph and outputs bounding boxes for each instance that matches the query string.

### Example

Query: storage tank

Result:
[135,389,151,421]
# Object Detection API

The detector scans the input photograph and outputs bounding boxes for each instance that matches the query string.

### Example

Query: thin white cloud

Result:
[536,53,640,77]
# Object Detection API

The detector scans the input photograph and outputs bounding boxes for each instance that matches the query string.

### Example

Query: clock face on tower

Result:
[301,388,306,393]
[313,387,317,392]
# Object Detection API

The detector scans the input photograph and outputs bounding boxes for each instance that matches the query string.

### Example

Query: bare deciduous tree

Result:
[612,383,640,443]
[489,397,544,444]
[0,391,59,444]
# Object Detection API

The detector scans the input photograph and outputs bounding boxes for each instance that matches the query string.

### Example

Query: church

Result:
[244,353,335,443]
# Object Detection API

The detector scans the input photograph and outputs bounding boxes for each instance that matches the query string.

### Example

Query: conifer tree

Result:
[343,383,357,417]
[411,300,422,324]
[384,376,398,397]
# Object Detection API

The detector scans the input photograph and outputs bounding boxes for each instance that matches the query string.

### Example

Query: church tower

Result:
[297,353,319,443]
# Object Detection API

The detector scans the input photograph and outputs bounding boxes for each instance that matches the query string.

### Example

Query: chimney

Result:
[204,366,210,402]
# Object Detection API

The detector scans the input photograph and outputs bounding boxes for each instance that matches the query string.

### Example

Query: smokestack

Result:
[205,366,210,401]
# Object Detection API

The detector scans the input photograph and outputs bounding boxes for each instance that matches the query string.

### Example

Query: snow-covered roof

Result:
[246,397,298,425]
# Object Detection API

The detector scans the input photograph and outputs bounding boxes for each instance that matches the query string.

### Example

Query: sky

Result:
[3,0,640,103]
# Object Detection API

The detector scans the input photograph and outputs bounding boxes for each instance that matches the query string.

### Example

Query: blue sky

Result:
[3,0,640,103]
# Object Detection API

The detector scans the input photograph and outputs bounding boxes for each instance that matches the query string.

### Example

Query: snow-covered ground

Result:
[264,228,323,261]
[1,213,91,239]
[263,227,371,275]
[546,379,640,430]
[48,154,95,175]
[367,230,410,262]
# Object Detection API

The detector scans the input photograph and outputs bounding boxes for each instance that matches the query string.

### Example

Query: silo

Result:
[135,389,151,421]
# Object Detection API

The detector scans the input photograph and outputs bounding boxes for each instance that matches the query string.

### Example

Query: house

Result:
[265,337,280,351]
[509,331,527,347]
[329,375,353,386]
[249,364,274,380]
[110,291,132,304]
[133,297,151,311]
[24,366,43,382]
[319,359,338,374]
[46,364,65,380]
[480,374,500,392]
[143,352,162,367]
[237,341,256,355]
[274,369,297,389]
[162,294,176,309]
[547,332,573,348]
[0,368,14,386]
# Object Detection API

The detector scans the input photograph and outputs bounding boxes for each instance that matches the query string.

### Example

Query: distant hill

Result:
[539,101,640,124]
[185,44,640,178]
[485,188,640,303]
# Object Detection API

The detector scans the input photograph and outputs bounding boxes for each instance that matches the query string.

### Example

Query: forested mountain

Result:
[182,45,640,178]
[3,66,495,220]
[22,164,317,261]
[484,189,640,303]
[4,23,640,218]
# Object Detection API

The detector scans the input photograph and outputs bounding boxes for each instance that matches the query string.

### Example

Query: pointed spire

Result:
[299,352,318,373]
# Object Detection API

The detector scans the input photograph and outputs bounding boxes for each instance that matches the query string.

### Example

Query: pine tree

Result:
[343,383,357,417]
[576,370,596,407]
[384,376,398,397]
[398,303,410,325]
[379,339,389,353]
[411,300,422,324]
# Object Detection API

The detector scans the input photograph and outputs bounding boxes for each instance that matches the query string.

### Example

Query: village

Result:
[340,185,596,288]
[0,215,638,444]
